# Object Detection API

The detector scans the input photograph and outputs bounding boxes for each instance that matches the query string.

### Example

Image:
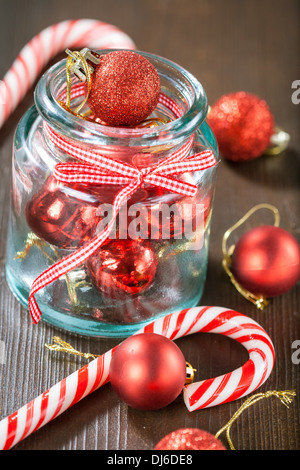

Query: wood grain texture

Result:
[0,0,299,450]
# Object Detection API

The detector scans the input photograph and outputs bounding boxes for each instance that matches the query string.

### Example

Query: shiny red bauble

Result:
[207,91,274,162]
[86,239,158,298]
[154,428,226,450]
[109,333,186,410]
[231,225,300,297]
[25,175,102,249]
[88,51,161,127]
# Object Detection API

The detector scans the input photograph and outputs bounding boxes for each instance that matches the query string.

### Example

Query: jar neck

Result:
[35,50,209,159]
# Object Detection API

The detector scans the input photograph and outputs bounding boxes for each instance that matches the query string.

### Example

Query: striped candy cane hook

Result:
[0,19,136,128]
[0,306,275,450]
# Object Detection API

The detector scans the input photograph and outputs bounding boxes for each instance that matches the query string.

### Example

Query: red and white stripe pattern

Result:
[29,113,217,324]
[0,306,275,450]
[142,306,275,411]
[0,19,136,128]
[57,82,184,120]
[0,18,217,323]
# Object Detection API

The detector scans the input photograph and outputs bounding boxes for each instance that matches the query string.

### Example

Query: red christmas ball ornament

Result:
[25,175,101,250]
[154,428,226,450]
[207,91,274,162]
[231,225,300,298]
[87,50,161,127]
[109,333,187,410]
[86,239,158,298]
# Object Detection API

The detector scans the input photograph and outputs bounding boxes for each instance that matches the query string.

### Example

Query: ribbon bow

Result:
[28,123,217,323]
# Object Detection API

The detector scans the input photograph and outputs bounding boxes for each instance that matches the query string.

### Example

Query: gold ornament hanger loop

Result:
[45,337,196,385]
[64,48,95,115]
[44,337,295,451]
[45,336,100,361]
[215,390,296,450]
[60,48,171,128]
[222,203,280,310]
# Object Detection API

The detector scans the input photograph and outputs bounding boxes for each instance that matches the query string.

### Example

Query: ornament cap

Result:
[185,362,197,385]
[264,126,290,156]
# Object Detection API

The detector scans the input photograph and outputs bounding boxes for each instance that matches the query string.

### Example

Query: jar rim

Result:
[34,50,208,147]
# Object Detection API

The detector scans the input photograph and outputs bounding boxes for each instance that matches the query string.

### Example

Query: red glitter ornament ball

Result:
[86,239,158,298]
[207,91,274,162]
[231,225,300,297]
[109,333,187,410]
[88,51,161,127]
[25,175,101,250]
[154,428,226,450]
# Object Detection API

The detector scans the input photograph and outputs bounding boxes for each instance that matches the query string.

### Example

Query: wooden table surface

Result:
[0,0,299,451]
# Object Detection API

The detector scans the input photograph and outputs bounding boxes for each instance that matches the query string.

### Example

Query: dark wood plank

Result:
[0,0,299,450]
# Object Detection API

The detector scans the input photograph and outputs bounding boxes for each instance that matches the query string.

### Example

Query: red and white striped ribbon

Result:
[0,306,275,450]
[29,122,217,323]
[0,18,217,323]
[0,19,136,128]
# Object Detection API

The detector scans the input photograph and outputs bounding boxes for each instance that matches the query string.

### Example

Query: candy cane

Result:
[0,19,136,129]
[0,306,275,450]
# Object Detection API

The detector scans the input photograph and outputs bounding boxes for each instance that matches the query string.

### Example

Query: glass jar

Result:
[5,50,219,337]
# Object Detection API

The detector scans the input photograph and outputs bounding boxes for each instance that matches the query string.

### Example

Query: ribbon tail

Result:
[28,180,141,323]
[28,221,115,323]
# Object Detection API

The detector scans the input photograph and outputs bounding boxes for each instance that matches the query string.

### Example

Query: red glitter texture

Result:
[87,50,161,127]
[154,428,226,450]
[207,91,274,162]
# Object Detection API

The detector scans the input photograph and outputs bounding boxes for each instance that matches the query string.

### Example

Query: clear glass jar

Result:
[5,50,219,337]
